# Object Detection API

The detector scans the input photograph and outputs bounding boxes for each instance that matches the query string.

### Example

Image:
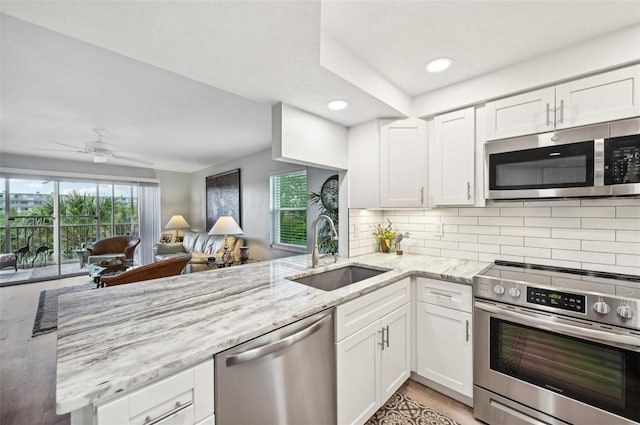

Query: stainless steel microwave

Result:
[485,117,640,199]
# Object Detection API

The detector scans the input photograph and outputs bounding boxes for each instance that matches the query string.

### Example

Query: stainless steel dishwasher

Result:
[215,308,336,425]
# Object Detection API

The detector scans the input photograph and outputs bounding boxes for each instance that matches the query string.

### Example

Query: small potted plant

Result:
[370,219,396,253]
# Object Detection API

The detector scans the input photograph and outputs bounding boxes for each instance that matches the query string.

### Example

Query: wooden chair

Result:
[100,256,190,287]
[87,236,141,260]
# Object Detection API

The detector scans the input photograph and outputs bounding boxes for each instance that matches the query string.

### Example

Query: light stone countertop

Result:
[55,252,490,414]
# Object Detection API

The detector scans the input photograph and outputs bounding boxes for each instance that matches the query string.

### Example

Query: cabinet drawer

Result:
[336,278,410,342]
[416,278,472,313]
[96,358,214,425]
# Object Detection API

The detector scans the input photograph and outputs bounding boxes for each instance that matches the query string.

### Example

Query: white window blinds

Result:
[270,170,307,249]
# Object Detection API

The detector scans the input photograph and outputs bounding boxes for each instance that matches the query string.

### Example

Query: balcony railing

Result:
[1,219,138,267]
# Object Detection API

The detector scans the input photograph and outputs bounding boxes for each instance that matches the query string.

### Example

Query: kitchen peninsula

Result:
[56,253,489,422]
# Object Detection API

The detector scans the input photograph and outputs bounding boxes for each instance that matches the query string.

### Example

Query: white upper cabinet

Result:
[556,66,640,129]
[432,107,476,206]
[485,87,555,140]
[486,65,640,140]
[379,119,428,207]
[348,118,428,208]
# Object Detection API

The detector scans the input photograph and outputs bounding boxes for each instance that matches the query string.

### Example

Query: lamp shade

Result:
[165,215,190,230]
[209,216,243,235]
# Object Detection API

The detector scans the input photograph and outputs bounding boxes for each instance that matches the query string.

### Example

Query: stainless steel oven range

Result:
[473,261,640,425]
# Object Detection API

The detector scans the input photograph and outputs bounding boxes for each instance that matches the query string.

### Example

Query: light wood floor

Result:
[1,277,481,425]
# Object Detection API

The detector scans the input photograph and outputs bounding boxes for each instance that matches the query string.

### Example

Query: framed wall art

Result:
[206,169,241,231]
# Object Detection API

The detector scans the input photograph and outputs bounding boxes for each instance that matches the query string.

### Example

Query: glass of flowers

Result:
[370,219,396,253]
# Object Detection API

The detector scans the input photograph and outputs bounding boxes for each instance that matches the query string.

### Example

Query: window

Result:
[270,170,307,250]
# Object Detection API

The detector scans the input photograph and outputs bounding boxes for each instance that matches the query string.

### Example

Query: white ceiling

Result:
[1,1,639,172]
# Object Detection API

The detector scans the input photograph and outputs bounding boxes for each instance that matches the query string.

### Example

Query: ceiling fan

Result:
[34,129,153,166]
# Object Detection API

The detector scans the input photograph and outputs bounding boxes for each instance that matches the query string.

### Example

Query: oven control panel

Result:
[527,287,586,313]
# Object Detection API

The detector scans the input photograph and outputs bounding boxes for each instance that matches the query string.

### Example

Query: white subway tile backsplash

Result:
[500,207,550,217]
[442,233,478,243]
[458,225,500,235]
[551,228,615,241]
[616,230,640,242]
[525,237,580,250]
[582,218,640,230]
[442,216,478,225]
[617,206,640,218]
[552,206,615,217]
[479,217,523,226]
[479,235,523,246]
[525,217,580,228]
[582,240,640,255]
[552,249,616,264]
[617,253,640,267]
[501,246,551,258]
[459,242,500,253]
[349,198,640,275]
[459,207,500,216]
[501,226,550,237]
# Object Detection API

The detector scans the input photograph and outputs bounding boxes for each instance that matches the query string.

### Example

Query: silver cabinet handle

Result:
[430,290,453,298]
[378,328,385,351]
[385,325,390,348]
[144,400,192,425]
[545,102,551,126]
[466,182,471,200]
[558,99,564,124]
[226,312,332,366]
[466,320,470,342]
[420,186,424,204]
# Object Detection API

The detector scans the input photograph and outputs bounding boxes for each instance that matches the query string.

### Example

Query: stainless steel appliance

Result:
[473,261,640,425]
[485,117,640,199]
[215,309,336,425]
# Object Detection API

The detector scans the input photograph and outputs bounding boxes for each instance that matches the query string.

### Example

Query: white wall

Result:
[155,169,192,232]
[349,198,640,276]
[272,103,348,170]
[190,148,302,261]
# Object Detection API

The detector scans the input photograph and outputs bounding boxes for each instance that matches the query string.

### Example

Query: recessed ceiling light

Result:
[327,99,349,111]
[425,57,452,73]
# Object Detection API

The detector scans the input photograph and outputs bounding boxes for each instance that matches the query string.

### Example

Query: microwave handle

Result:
[476,301,640,351]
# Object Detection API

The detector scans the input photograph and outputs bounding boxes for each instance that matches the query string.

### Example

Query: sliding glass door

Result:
[0,176,141,285]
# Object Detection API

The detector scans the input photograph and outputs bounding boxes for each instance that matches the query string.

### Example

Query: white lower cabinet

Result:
[414,278,473,400]
[95,358,214,425]
[336,279,411,425]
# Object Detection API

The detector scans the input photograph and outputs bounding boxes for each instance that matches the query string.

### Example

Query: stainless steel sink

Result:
[290,265,390,291]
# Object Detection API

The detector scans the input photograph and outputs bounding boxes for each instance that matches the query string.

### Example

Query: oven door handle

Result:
[476,302,640,351]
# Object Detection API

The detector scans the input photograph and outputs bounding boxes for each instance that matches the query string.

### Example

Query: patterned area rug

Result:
[32,282,95,337]
[365,392,461,425]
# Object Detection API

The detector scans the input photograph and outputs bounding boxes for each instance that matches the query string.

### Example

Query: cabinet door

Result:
[556,65,640,129]
[379,304,410,402]
[415,303,472,398]
[380,119,427,207]
[433,107,475,205]
[485,87,555,140]
[348,120,382,208]
[336,320,380,425]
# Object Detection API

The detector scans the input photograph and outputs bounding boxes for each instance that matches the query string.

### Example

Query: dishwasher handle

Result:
[226,312,332,366]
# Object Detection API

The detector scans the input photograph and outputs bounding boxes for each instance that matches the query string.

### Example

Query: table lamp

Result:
[209,216,243,259]
[165,215,191,241]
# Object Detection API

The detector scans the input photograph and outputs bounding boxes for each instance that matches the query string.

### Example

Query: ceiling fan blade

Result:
[51,142,86,150]
[33,147,87,153]
[110,153,153,166]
